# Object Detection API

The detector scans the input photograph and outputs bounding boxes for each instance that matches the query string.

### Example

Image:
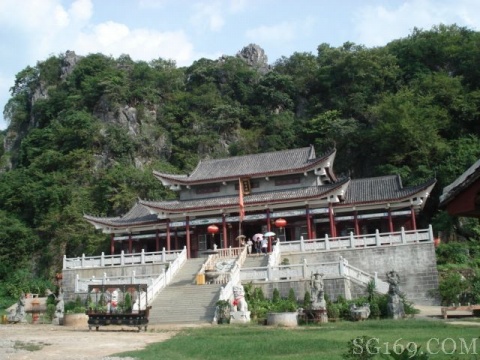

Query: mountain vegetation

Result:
[1,24,480,306]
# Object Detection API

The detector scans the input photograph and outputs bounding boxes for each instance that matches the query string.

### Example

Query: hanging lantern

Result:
[207,224,219,237]
[274,218,287,229]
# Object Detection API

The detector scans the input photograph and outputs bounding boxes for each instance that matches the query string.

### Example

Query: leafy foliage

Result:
[1,24,480,307]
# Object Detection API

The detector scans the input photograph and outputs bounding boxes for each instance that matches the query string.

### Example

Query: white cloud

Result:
[246,21,296,43]
[190,1,225,32]
[354,0,480,47]
[74,22,195,65]
[69,0,93,22]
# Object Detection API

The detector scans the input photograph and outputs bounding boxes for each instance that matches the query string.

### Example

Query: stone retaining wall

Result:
[287,242,439,305]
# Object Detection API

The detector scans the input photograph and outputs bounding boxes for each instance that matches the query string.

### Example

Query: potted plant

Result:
[266,288,300,327]
[64,298,88,327]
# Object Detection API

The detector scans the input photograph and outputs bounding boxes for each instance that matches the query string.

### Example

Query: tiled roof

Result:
[84,203,159,227]
[84,181,346,228]
[439,158,480,207]
[84,176,437,228]
[140,179,348,212]
[153,146,335,184]
[343,175,436,205]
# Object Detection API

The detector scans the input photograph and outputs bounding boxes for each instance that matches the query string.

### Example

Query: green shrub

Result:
[46,304,56,321]
[272,288,280,303]
[124,292,132,313]
[369,302,381,319]
[327,303,340,319]
[438,271,468,305]
[287,288,296,302]
[303,291,311,309]
[436,243,470,265]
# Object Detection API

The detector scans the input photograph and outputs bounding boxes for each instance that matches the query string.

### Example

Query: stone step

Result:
[148,258,221,324]
[242,254,269,268]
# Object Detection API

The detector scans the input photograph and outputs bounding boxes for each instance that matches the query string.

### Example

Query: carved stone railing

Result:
[340,257,389,294]
[240,259,342,282]
[277,226,433,254]
[268,241,281,267]
[196,246,246,285]
[75,247,188,305]
[63,248,183,269]
[240,257,388,294]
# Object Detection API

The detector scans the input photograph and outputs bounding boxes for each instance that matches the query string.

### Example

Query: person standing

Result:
[261,237,268,256]
[246,238,253,255]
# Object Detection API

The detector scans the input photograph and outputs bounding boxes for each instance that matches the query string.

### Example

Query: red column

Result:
[166,219,171,251]
[186,216,191,258]
[128,233,133,254]
[354,211,360,235]
[410,206,417,230]
[266,209,272,252]
[388,209,394,233]
[110,233,115,255]
[329,203,337,238]
[306,206,312,240]
[222,214,228,249]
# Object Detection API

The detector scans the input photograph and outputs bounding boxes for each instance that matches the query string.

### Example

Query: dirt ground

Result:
[0,323,209,360]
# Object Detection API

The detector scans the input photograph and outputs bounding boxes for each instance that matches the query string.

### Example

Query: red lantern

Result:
[274,218,287,228]
[207,224,219,235]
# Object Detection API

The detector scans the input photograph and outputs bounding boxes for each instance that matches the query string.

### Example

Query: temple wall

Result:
[286,242,439,305]
[179,173,319,201]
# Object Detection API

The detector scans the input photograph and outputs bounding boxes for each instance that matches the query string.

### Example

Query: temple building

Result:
[84,146,436,258]
[439,158,480,218]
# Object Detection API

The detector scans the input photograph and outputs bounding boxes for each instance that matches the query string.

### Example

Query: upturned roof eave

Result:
[153,148,336,186]
[83,214,161,229]
[439,159,480,208]
[341,178,437,208]
[140,179,347,214]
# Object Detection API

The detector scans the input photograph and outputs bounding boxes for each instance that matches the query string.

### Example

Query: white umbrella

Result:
[252,233,263,242]
[264,231,276,237]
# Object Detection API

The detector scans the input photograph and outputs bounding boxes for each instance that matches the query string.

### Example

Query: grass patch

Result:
[113,319,480,359]
[13,341,47,352]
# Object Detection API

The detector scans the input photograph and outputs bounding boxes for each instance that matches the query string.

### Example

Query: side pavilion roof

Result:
[153,146,336,186]
[439,158,480,208]
[343,175,437,207]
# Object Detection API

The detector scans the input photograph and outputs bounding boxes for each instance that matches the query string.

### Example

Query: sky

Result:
[1,0,479,131]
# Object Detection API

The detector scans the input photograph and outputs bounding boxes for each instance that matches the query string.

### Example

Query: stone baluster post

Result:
[375,229,381,246]
[101,252,105,267]
[302,258,307,279]
[162,247,166,262]
[401,227,407,244]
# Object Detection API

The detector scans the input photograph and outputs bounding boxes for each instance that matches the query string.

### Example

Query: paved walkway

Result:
[415,304,480,326]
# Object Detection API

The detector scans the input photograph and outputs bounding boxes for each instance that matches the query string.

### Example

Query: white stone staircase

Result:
[148,258,221,324]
